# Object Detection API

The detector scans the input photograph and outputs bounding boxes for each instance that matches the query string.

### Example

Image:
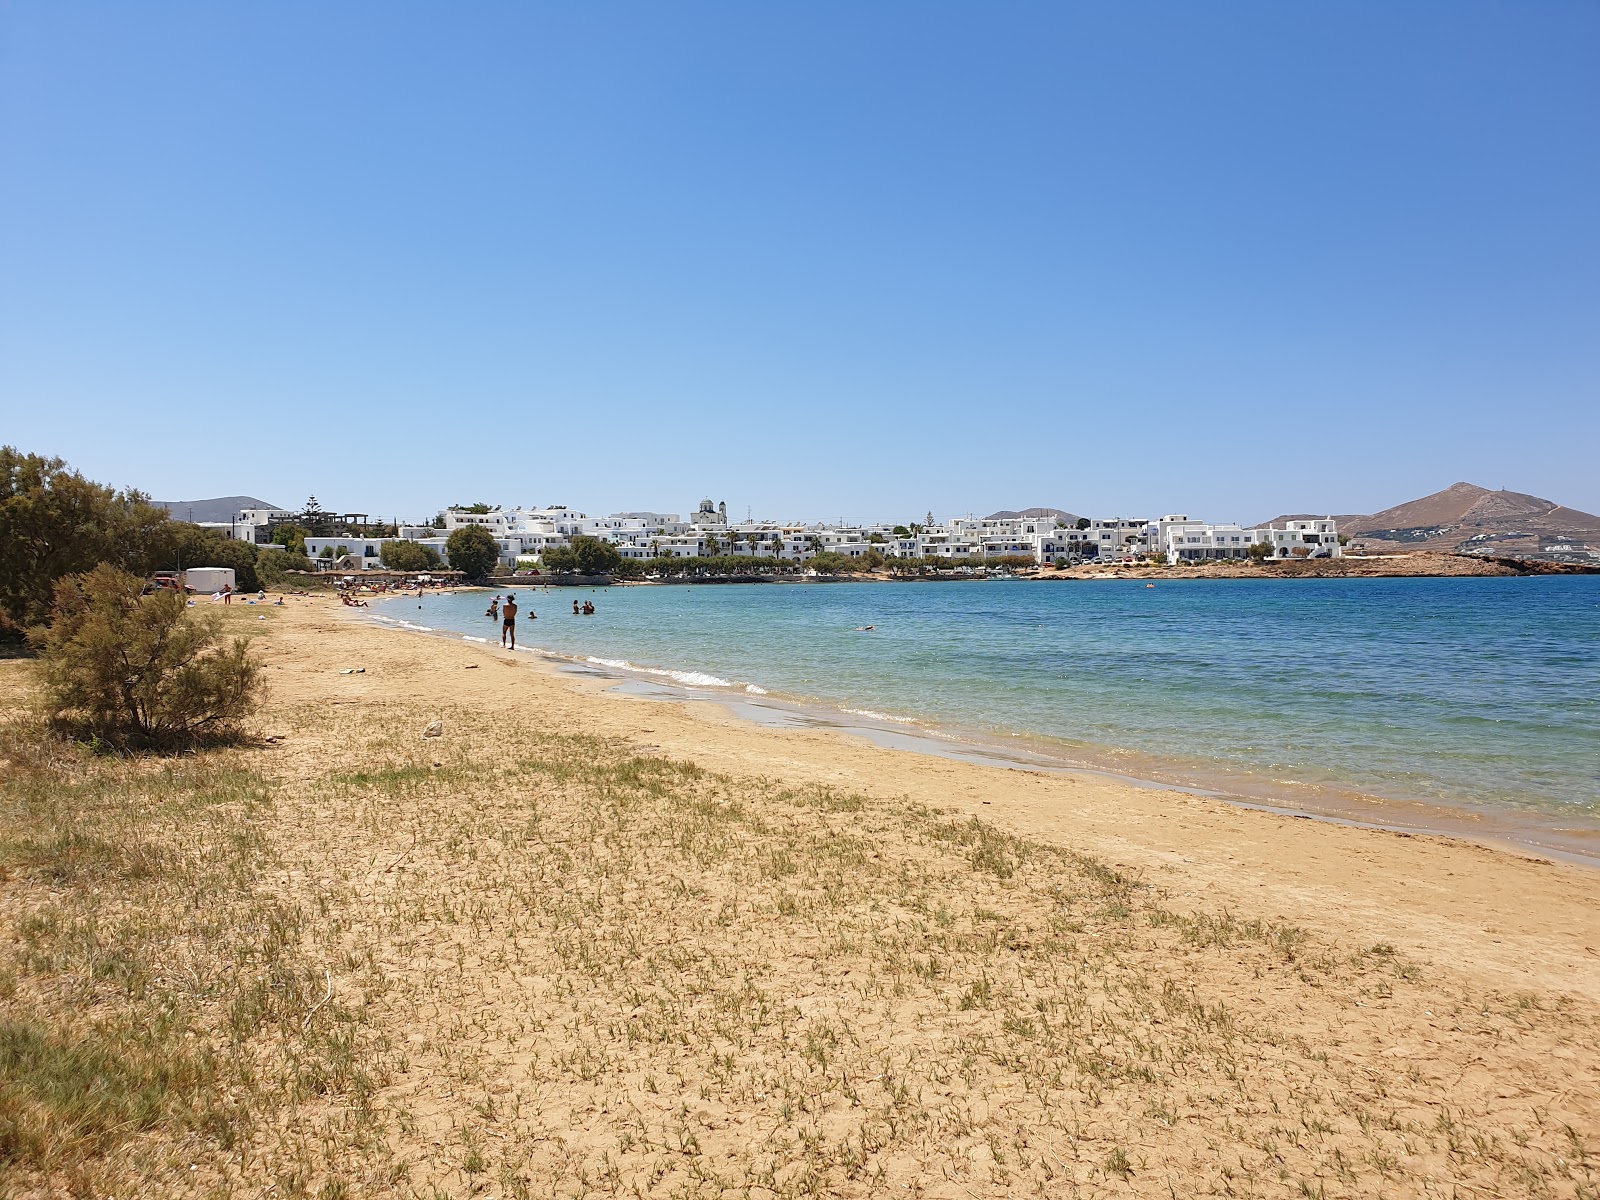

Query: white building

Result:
[1261,519,1341,560]
[304,537,387,569]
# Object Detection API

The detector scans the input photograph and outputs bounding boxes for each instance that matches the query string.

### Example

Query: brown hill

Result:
[1266,483,1600,556]
[984,507,1082,523]
[1259,512,1367,529]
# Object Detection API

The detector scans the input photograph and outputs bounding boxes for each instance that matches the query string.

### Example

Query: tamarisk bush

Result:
[31,565,262,750]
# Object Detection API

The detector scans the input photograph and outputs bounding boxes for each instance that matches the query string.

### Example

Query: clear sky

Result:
[3,2,1597,525]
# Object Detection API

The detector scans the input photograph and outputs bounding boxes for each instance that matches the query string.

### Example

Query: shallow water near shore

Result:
[375,576,1600,852]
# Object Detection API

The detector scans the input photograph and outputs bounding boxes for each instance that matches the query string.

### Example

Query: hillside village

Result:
[188,497,1346,573]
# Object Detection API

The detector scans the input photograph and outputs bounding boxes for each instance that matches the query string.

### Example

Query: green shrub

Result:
[256,547,314,587]
[30,566,263,751]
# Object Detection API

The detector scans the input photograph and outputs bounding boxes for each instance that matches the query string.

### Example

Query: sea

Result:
[373,576,1600,859]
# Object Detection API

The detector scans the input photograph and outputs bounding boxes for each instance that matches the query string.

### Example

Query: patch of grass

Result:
[0,710,385,1194]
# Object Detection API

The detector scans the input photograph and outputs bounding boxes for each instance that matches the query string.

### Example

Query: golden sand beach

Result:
[2,597,1597,1197]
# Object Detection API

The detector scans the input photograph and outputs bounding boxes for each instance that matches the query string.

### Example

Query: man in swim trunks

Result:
[501,593,518,648]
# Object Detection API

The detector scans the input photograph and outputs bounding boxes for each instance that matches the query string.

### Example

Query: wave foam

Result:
[745,684,769,695]
[585,656,733,688]
[843,707,918,725]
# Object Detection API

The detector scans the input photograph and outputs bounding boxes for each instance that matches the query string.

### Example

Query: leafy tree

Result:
[318,546,335,561]
[271,524,310,555]
[0,447,175,639]
[1247,540,1273,563]
[30,565,263,750]
[868,532,886,544]
[808,552,857,574]
[256,548,314,587]
[893,526,910,538]
[1075,517,1091,530]
[573,536,622,575]
[541,545,577,573]
[446,525,500,580]
[543,536,622,576]
[379,540,442,571]
[452,502,493,514]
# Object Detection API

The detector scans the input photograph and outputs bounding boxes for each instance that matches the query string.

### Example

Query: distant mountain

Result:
[984,507,1082,523]
[155,496,280,524]
[1263,483,1600,556]
[1258,512,1368,530]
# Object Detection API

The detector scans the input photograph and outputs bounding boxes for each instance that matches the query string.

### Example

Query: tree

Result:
[1076,517,1091,530]
[256,548,314,587]
[31,565,263,750]
[452,502,493,514]
[543,536,621,576]
[572,536,622,575]
[808,552,855,574]
[272,524,310,555]
[893,526,910,538]
[0,447,177,639]
[300,496,334,536]
[379,540,442,571]
[446,525,500,580]
[1247,540,1273,563]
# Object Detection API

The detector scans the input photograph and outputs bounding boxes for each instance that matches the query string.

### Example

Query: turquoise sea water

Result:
[379,577,1600,822]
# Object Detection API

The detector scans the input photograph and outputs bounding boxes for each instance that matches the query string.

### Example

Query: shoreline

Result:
[364,597,1600,871]
[278,598,1600,1004]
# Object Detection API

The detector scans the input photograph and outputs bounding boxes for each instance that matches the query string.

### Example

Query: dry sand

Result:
[6,597,1599,1197]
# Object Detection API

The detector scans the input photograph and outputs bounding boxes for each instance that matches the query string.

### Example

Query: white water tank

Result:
[184,566,237,594]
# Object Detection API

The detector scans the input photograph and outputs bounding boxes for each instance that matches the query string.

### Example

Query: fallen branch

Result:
[302,970,333,1032]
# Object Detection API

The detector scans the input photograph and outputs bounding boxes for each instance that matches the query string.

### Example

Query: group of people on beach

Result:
[482,590,603,649]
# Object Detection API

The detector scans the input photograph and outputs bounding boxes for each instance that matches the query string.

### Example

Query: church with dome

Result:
[694,497,727,525]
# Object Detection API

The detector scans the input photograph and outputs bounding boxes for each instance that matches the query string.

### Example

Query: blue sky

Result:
[2,2,1597,524]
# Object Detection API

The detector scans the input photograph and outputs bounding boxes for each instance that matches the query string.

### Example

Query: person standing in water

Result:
[487,595,500,620]
[573,599,580,615]
[501,593,519,649]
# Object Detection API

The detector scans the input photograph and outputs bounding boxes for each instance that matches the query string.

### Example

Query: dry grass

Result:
[1,660,1597,1198]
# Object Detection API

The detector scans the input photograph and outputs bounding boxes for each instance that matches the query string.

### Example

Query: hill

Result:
[983,507,1082,523]
[155,496,281,524]
[1263,483,1600,557]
